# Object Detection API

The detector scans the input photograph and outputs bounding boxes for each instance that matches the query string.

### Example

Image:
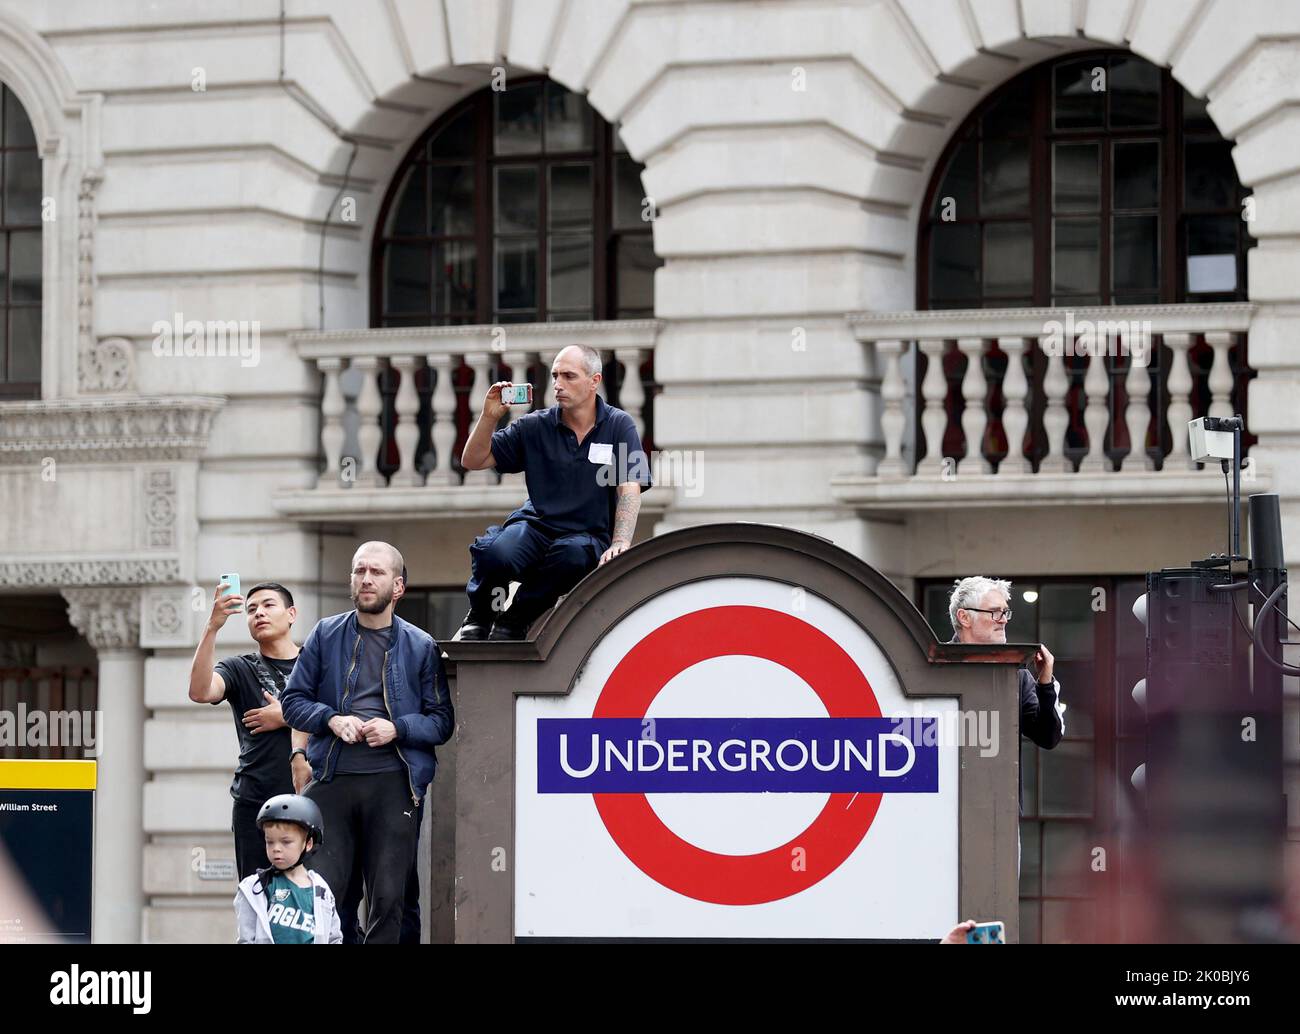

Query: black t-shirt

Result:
[334,624,403,775]
[214,653,298,805]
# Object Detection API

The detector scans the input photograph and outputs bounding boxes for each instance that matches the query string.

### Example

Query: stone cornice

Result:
[0,395,225,465]
[292,319,664,360]
[846,303,1256,341]
[0,558,181,589]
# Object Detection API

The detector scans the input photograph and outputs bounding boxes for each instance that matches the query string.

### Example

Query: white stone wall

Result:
[0,0,1294,940]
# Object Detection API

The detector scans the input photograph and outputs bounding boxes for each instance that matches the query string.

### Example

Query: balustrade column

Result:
[916,339,948,477]
[998,337,1031,474]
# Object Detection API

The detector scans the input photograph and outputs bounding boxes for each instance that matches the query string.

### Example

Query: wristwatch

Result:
[290,748,308,762]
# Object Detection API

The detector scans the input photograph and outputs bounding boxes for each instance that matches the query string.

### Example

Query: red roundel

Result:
[591,605,883,905]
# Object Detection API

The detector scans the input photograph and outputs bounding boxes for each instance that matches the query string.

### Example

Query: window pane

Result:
[1185,140,1237,208]
[1021,739,1039,816]
[1054,59,1105,129]
[8,306,38,382]
[548,235,592,310]
[432,241,476,315]
[548,163,592,231]
[1114,215,1159,292]
[1053,218,1099,295]
[10,230,40,304]
[1054,143,1099,213]
[1108,56,1161,127]
[494,166,538,233]
[495,237,537,312]
[1020,817,1041,895]
[1183,90,1215,132]
[614,154,650,230]
[3,88,35,148]
[980,138,1029,214]
[494,82,542,155]
[1020,898,1041,944]
[1037,582,1093,653]
[4,150,41,225]
[615,236,659,316]
[982,90,1031,138]
[1113,141,1159,209]
[384,165,426,237]
[429,165,474,236]
[1039,740,1094,817]
[543,83,593,152]
[929,223,979,300]
[1042,822,1092,898]
[383,243,430,314]
[428,107,474,160]
[983,221,1032,296]
[1043,898,1093,943]
[1186,215,1238,293]
[933,136,977,219]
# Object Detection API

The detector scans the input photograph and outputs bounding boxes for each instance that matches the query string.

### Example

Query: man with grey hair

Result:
[457,343,652,640]
[949,575,1065,752]
[949,575,1066,806]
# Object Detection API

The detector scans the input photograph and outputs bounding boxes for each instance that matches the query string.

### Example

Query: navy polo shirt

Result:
[490,396,652,542]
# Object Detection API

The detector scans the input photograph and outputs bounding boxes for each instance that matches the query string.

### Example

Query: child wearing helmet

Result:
[233,793,342,943]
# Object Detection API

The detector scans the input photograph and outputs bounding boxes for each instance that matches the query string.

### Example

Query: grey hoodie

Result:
[234,868,342,944]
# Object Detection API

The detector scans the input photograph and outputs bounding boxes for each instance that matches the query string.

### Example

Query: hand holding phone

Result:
[217,573,243,617]
[965,921,1005,944]
[501,383,533,406]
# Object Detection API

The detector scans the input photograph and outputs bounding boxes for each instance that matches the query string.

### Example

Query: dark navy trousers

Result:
[466,517,604,628]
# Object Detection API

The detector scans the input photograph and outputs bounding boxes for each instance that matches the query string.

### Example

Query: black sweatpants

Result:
[231,799,268,880]
[304,770,419,944]
[338,797,424,944]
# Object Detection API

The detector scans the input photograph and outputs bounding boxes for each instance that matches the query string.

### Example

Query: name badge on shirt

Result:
[588,442,614,465]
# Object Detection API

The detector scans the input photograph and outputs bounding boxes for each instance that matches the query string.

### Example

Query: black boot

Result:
[487,616,529,641]
[455,609,492,641]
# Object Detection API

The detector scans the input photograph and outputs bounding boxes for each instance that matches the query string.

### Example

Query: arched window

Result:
[0,84,40,398]
[920,52,1252,308]
[372,77,659,327]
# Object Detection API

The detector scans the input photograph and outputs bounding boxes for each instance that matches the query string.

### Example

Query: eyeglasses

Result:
[963,607,1012,622]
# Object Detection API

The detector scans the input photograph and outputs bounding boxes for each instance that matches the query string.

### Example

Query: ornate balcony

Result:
[834,303,1267,509]
[274,320,663,521]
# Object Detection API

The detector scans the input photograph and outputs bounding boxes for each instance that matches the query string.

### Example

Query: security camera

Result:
[1188,417,1238,463]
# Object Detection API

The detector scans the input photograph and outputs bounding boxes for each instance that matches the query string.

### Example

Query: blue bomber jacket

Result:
[281,611,454,806]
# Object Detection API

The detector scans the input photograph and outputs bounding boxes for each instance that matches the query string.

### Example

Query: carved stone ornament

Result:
[64,586,142,652]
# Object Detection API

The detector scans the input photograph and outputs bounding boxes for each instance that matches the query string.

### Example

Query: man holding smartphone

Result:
[456,344,653,641]
[188,580,306,880]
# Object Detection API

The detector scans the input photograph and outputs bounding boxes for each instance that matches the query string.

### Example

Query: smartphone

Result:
[965,921,1005,944]
[219,573,242,612]
[501,383,533,406]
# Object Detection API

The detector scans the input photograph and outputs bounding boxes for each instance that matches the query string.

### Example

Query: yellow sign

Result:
[0,759,97,791]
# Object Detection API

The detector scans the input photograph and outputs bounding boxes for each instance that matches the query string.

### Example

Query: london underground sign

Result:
[514,577,961,939]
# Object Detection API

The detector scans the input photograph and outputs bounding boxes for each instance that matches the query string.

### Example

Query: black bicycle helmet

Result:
[255,794,324,848]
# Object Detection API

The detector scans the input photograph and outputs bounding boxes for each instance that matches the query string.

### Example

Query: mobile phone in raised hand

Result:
[501,384,533,406]
[219,573,242,612]
[965,921,1005,944]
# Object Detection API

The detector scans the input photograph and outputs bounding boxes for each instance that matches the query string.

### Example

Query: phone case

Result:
[219,573,243,612]
[965,921,1005,944]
